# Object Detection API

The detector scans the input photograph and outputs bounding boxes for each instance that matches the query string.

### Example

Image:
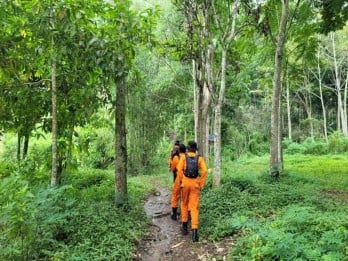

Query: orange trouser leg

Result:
[181,179,201,228]
[188,184,200,229]
[171,180,181,208]
[180,185,190,223]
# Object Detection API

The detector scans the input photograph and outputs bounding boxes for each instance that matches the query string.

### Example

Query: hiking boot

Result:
[181,222,188,235]
[171,208,178,221]
[192,229,199,242]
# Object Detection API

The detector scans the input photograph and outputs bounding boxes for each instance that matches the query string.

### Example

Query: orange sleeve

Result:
[198,156,207,188]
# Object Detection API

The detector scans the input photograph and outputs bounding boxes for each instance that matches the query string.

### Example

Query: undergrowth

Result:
[0,167,156,260]
[200,154,348,260]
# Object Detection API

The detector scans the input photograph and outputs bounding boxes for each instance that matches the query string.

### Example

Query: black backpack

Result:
[184,153,199,178]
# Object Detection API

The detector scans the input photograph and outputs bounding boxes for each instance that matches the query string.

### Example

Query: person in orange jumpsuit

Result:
[168,140,180,182]
[176,141,207,242]
[170,143,186,220]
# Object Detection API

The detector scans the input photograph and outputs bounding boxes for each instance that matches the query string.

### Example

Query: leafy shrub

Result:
[0,173,77,260]
[328,131,348,153]
[302,138,329,155]
[200,155,348,260]
[74,127,114,169]
[0,174,35,260]
[248,132,269,156]
[230,205,348,260]
[283,140,306,155]
[284,138,329,155]
[53,201,147,260]
[0,160,16,178]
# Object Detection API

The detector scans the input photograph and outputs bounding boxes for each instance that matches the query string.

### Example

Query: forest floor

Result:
[133,182,235,261]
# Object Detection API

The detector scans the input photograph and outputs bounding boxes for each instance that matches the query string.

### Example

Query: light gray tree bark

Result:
[331,32,348,136]
[115,74,128,206]
[212,0,240,187]
[270,0,289,177]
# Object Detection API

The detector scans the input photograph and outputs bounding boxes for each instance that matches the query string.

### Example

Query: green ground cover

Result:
[199,154,348,260]
[1,153,347,260]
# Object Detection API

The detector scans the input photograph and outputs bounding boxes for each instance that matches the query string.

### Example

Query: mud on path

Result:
[133,183,235,261]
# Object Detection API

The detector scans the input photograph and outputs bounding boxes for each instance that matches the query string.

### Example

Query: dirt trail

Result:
[134,183,234,261]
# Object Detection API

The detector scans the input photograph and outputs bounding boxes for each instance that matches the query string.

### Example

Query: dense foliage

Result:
[1,0,348,259]
[0,162,154,260]
[200,155,348,260]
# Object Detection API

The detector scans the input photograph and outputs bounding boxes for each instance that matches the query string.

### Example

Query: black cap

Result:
[179,143,186,153]
[187,141,197,151]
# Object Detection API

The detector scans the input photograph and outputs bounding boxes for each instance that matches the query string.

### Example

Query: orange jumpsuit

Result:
[169,146,180,182]
[170,152,185,209]
[176,152,207,229]
[168,146,179,169]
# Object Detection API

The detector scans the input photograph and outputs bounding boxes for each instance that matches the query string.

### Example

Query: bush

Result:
[284,138,329,155]
[284,140,306,154]
[74,127,114,169]
[230,205,348,260]
[302,138,329,155]
[328,131,348,153]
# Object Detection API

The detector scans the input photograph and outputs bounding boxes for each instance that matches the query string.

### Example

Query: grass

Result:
[200,154,348,260]
[0,166,163,261]
[286,154,348,191]
[1,153,347,260]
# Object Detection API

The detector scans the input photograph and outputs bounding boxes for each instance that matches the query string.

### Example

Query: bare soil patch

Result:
[322,189,348,203]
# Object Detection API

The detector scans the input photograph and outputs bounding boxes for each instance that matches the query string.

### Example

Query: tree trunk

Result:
[51,59,58,187]
[193,59,198,142]
[317,46,328,143]
[194,56,211,159]
[115,74,128,206]
[17,132,21,162]
[286,82,292,140]
[212,0,240,187]
[331,32,347,136]
[182,1,212,159]
[270,0,288,177]
[66,121,75,169]
[23,133,29,159]
[212,48,227,187]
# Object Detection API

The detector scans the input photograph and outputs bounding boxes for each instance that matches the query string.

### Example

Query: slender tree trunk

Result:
[212,0,239,187]
[194,56,211,158]
[317,46,328,143]
[17,132,21,162]
[182,1,212,159]
[213,48,226,187]
[331,32,347,136]
[193,60,198,142]
[115,74,127,206]
[309,94,314,139]
[50,10,58,187]
[23,133,29,159]
[270,0,288,177]
[203,44,214,159]
[51,59,58,186]
[286,76,292,140]
[66,121,75,169]
[304,74,314,139]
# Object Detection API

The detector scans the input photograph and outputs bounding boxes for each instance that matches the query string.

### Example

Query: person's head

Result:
[174,140,180,146]
[179,143,186,153]
[187,141,197,152]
